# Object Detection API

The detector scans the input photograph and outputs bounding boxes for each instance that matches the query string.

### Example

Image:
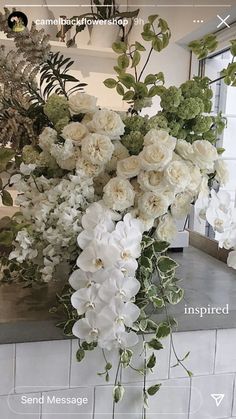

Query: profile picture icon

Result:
[8,11,28,33]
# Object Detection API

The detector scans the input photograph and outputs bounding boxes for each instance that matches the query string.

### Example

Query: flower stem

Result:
[112,358,121,419]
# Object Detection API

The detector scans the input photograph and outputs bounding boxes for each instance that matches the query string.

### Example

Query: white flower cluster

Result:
[70,202,144,350]
[101,129,216,243]
[198,189,236,270]
[9,229,38,263]
[10,169,94,282]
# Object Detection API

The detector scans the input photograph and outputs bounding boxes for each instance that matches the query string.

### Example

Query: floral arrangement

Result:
[0,9,236,418]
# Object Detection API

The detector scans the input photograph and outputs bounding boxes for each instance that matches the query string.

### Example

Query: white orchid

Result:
[71,283,102,315]
[76,241,120,272]
[72,311,101,343]
[98,270,140,302]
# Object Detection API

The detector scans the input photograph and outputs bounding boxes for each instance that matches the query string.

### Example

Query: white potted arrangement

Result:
[57,0,139,48]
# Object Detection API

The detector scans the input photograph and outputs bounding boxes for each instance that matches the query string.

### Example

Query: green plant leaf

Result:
[123,90,134,100]
[132,50,141,67]
[2,190,13,206]
[0,216,12,230]
[103,78,117,88]
[120,349,133,368]
[118,74,136,88]
[147,353,156,369]
[112,41,127,54]
[148,85,163,97]
[0,230,14,246]
[144,74,157,85]
[157,256,179,273]
[0,148,15,172]
[76,348,85,362]
[148,15,159,24]
[156,322,171,338]
[135,41,146,51]
[147,383,161,396]
[116,83,125,95]
[147,339,163,350]
[118,54,129,69]
[153,241,170,253]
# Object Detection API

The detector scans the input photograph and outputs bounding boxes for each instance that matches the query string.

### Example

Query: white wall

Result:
[1,329,236,418]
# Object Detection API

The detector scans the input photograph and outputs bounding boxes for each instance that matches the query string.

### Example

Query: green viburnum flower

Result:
[145,114,169,131]
[55,117,70,133]
[168,121,182,137]
[123,115,146,133]
[192,115,213,133]
[160,86,182,112]
[43,94,70,125]
[121,131,144,155]
[37,151,58,169]
[22,145,40,164]
[177,97,204,120]
[202,130,217,143]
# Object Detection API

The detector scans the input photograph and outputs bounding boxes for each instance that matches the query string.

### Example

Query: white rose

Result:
[106,141,129,173]
[227,250,236,270]
[171,192,193,219]
[165,160,191,192]
[69,93,97,115]
[155,213,177,242]
[117,156,141,179]
[103,177,135,211]
[137,170,166,193]
[76,157,103,178]
[39,127,57,152]
[192,140,218,170]
[130,209,155,231]
[175,139,194,160]
[214,159,229,186]
[87,109,125,140]
[185,162,202,195]
[138,191,169,219]
[81,133,114,165]
[140,144,172,171]
[144,129,176,150]
[61,122,88,144]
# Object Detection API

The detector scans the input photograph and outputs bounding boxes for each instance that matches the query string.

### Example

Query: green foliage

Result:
[221,62,236,86]
[157,256,179,274]
[156,322,171,338]
[147,353,156,369]
[76,348,85,362]
[189,34,218,59]
[40,52,86,99]
[103,16,170,112]
[147,383,161,396]
[0,148,15,172]
[147,339,163,350]
[120,349,133,368]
